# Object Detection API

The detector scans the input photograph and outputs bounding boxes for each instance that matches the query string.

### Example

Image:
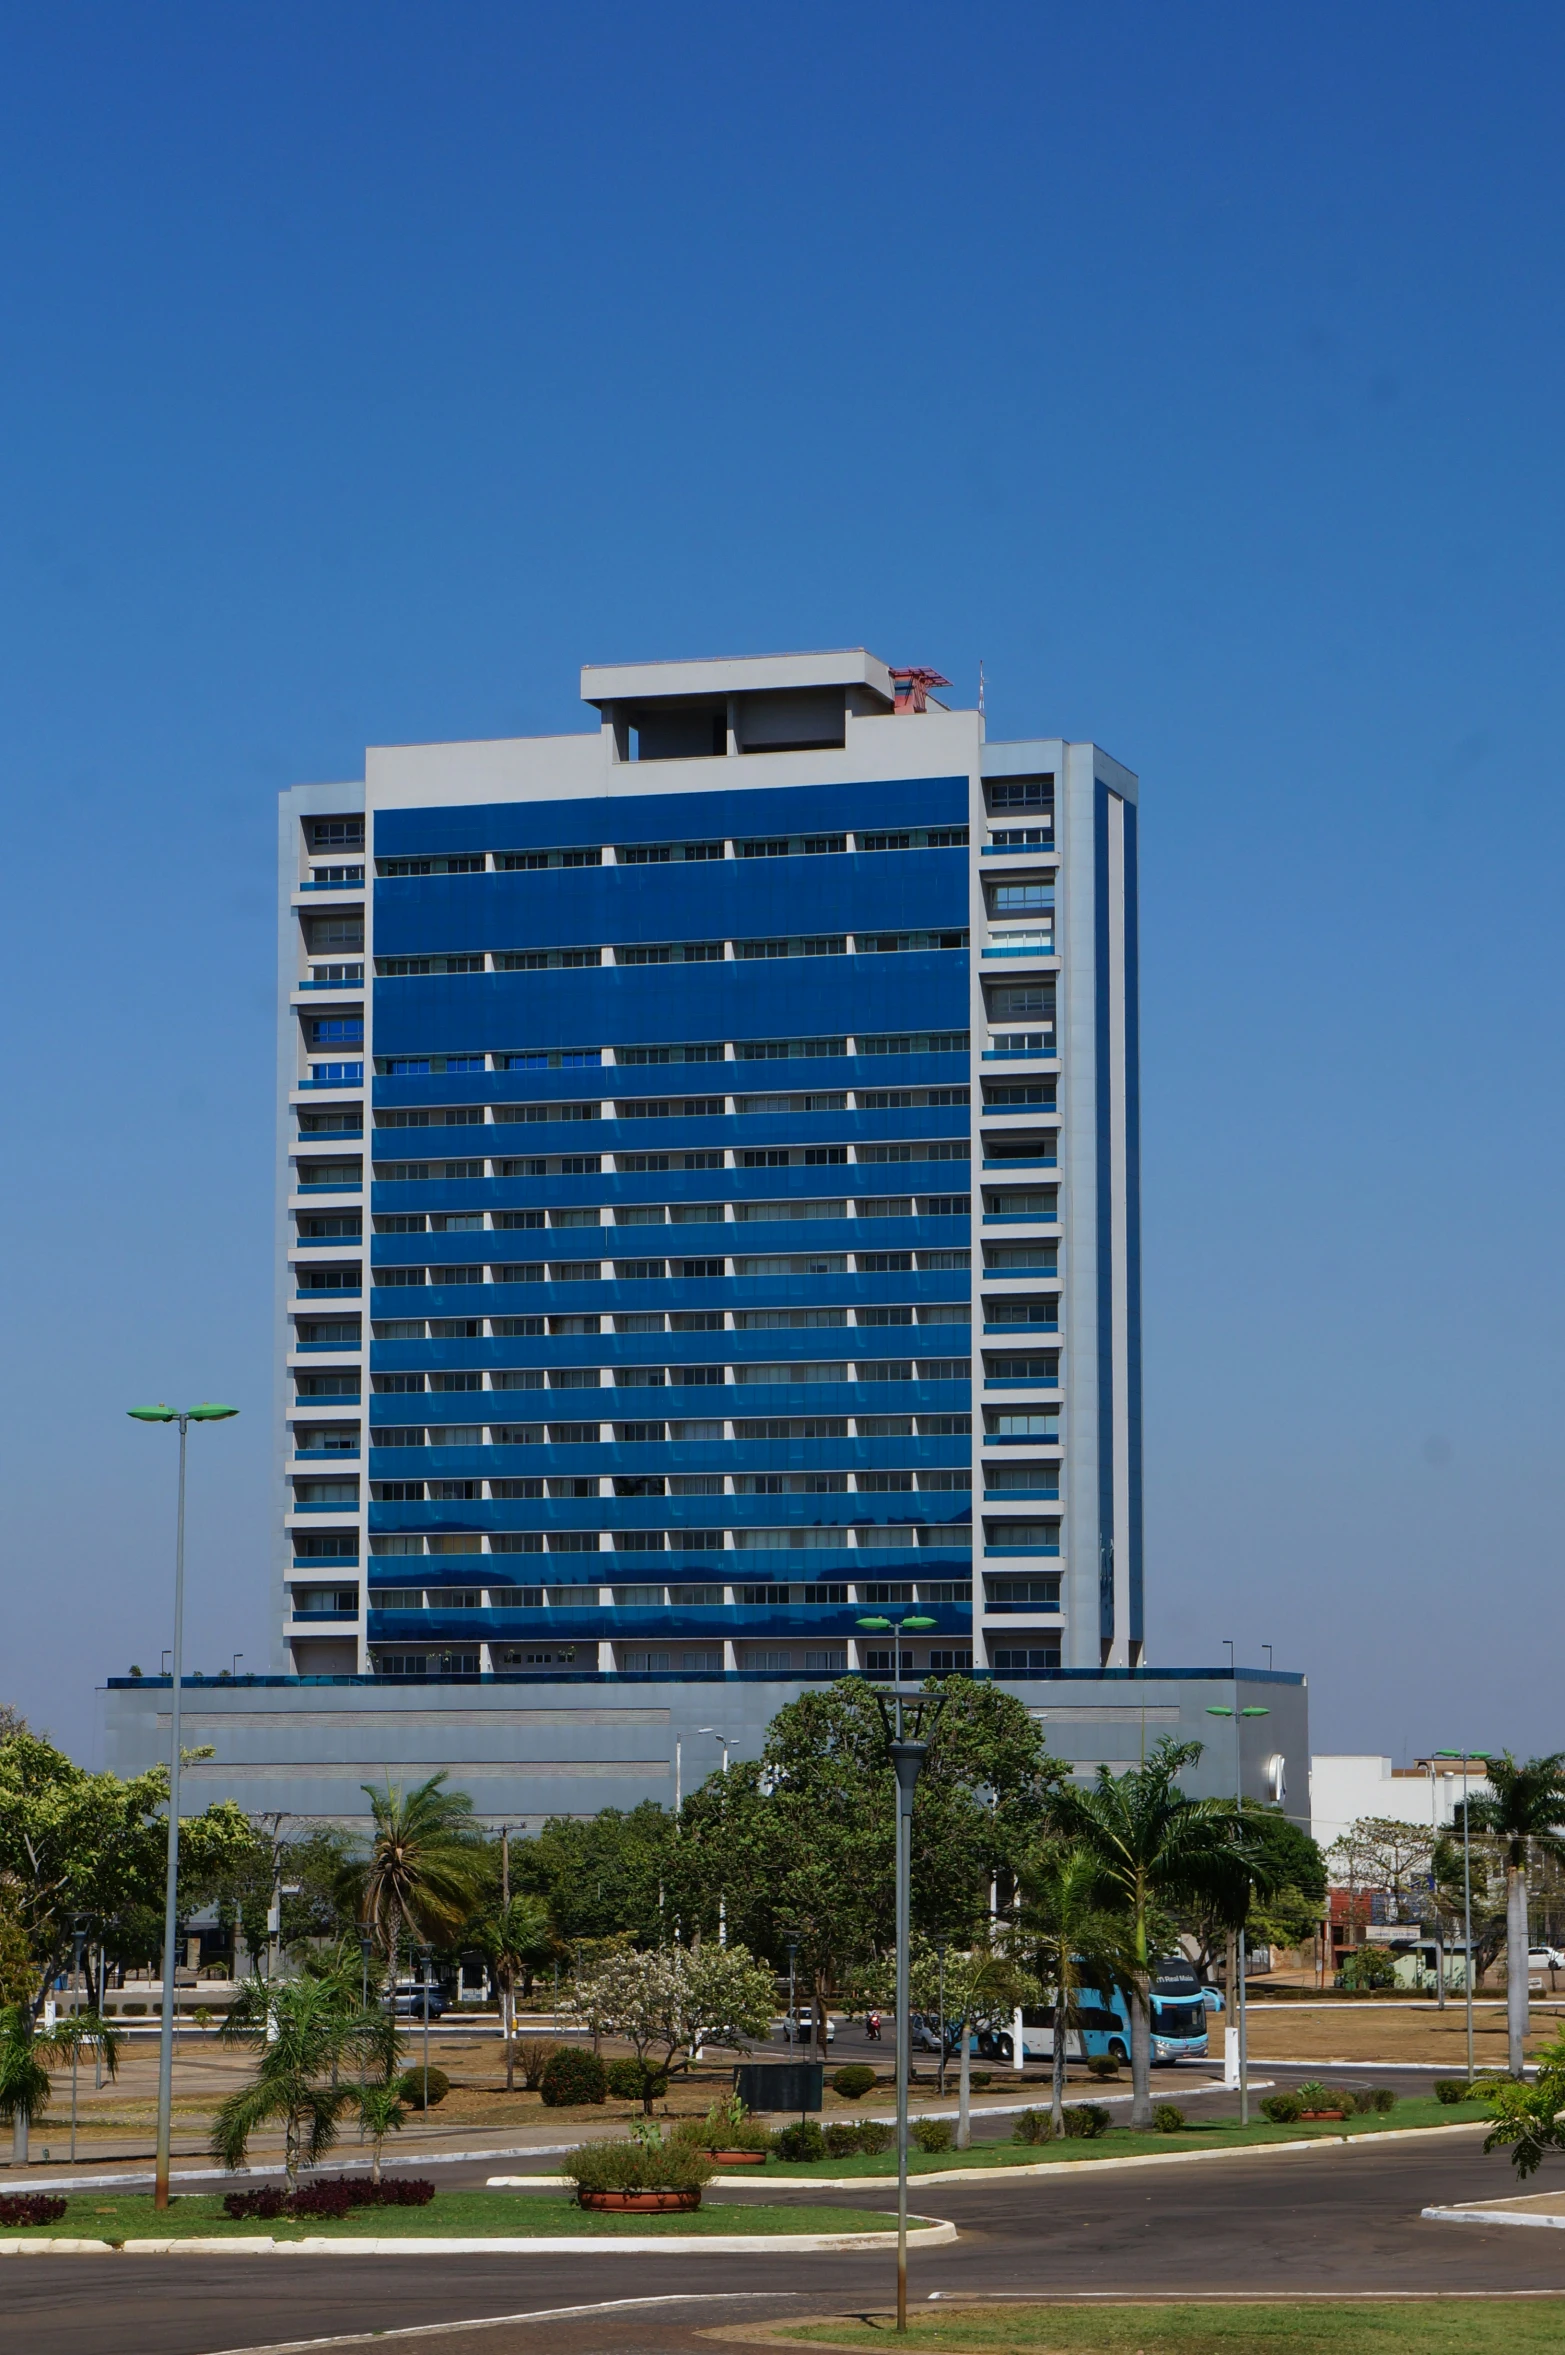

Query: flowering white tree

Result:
[569,1943,775,2110]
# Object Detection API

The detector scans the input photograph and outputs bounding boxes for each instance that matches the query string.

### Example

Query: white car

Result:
[779,2009,835,2044]
[1529,1947,1565,1974]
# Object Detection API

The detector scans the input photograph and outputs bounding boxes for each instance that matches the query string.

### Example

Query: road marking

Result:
[196,2291,791,2354]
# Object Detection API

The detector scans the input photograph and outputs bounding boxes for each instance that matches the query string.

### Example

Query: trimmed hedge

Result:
[540,2047,609,2107]
[1012,2108,1055,2145]
[1061,2103,1111,2139]
[1436,2078,1479,2104]
[1153,2103,1186,2134]
[1261,2093,1301,2124]
[831,2063,878,2101]
[824,2119,894,2157]
[771,2118,826,2161]
[913,2117,953,2153]
[396,2065,450,2111]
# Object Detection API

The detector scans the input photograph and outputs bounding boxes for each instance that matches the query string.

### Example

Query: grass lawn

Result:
[760,2095,1488,2177]
[1,2190,906,2241]
[777,2301,1565,2351]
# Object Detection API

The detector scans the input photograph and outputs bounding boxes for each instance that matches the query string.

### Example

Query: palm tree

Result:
[482,1893,554,2091]
[1019,1842,1137,2134]
[356,2079,407,2184]
[1050,1740,1250,2127]
[352,1773,483,1983]
[0,2006,122,2165]
[211,1975,366,2189]
[1461,1753,1565,2077]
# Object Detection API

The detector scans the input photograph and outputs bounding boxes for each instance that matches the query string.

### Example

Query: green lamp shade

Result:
[128,1406,177,1422]
[903,1616,937,1630]
[857,1617,892,1631]
[189,1404,240,1421]
[1240,1706,1269,1718]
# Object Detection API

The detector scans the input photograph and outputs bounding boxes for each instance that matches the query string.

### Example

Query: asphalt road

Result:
[5,2129,1565,2355]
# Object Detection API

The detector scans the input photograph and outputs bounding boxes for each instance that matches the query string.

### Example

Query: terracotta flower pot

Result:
[710,2149,766,2166]
[578,2188,702,2213]
[1299,2110,1345,2122]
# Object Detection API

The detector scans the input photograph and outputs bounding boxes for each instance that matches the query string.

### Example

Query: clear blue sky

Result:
[2,4,1559,1765]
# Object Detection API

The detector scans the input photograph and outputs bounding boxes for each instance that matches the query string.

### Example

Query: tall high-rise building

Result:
[276,649,1143,1688]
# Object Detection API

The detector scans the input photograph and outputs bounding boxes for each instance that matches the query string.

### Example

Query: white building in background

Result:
[1310,1754,1492,1855]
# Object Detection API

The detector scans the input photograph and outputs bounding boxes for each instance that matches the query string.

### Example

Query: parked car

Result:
[779,2008,835,2043]
[1199,1985,1226,2014]
[391,1983,447,2019]
[1529,1947,1565,1973]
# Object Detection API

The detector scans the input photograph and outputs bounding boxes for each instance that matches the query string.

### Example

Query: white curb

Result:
[0,2219,955,2258]
[1422,2204,1565,2231]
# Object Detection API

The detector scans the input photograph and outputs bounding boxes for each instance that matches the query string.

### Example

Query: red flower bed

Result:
[0,2194,67,2227]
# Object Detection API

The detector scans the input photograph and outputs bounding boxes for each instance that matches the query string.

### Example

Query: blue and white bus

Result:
[984,1959,1210,2067]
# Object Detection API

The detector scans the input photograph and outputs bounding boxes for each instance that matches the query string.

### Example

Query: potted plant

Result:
[564,2124,715,2213]
[676,2094,769,2166]
[1295,2080,1347,2121]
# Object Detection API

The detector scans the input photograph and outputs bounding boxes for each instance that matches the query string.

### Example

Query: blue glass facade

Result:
[276,654,1142,1691]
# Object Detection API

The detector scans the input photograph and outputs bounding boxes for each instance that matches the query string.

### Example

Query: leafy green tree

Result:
[1477,2024,1565,2177]
[349,1773,484,1979]
[1050,1740,1251,2127]
[211,1975,370,2189]
[1019,1841,1139,2133]
[567,1942,776,2110]
[0,1731,254,2013]
[1460,1754,1565,2076]
[514,1805,677,1948]
[677,1678,1065,2043]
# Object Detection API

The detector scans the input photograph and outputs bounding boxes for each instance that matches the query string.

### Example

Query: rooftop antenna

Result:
[978,661,985,718]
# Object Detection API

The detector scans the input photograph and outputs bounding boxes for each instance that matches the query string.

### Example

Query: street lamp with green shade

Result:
[1205,1702,1268,2124]
[856,1610,943,2332]
[129,1402,239,2208]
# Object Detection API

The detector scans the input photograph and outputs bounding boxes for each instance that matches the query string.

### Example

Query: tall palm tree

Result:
[1050,1740,1250,2127]
[1461,1753,1565,2076]
[1018,1842,1137,2134]
[353,1774,483,1982]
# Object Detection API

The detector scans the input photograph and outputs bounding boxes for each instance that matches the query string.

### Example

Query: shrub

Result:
[824,2118,894,2157]
[1435,2078,1477,2104]
[1261,2093,1301,2124]
[1362,2087,1398,2115]
[913,2117,953,2153]
[223,2187,289,2220]
[290,2183,354,2220]
[540,2047,609,2108]
[564,2138,713,2195]
[831,2063,878,2101]
[770,2118,827,2162]
[969,2071,994,2091]
[1012,2108,1055,2145]
[1085,2053,1121,2079]
[0,2194,67,2226]
[396,2065,450,2111]
[514,2036,556,2091]
[1061,2103,1111,2139]
[607,2057,669,2106]
[674,2101,770,2154]
[1295,2081,1335,2111]
[1152,2103,1185,2134]
[1336,1946,1396,1992]
[351,2178,435,2206]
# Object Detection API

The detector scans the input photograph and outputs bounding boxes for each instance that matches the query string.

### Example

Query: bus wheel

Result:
[997,2034,1013,2062]
[1108,2039,1128,2066]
